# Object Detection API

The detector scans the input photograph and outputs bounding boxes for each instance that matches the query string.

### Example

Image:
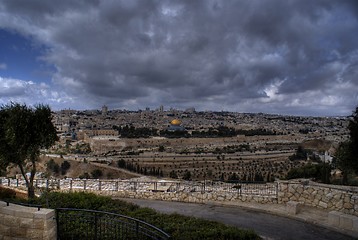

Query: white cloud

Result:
[0,76,74,109]
[0,1,357,115]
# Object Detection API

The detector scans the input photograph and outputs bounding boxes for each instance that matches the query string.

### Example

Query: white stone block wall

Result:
[0,201,56,240]
[278,180,358,216]
[1,178,358,216]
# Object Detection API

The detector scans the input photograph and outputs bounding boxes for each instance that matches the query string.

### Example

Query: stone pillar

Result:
[0,201,57,240]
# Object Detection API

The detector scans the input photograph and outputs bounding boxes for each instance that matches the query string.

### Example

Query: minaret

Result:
[102,105,108,116]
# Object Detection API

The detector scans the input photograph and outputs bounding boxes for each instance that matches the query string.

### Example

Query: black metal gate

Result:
[56,208,170,240]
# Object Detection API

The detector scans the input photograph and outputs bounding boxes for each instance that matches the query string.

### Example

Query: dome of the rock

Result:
[170,119,181,125]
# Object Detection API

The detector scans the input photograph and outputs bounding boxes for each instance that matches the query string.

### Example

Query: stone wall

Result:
[71,189,278,205]
[72,180,358,216]
[1,177,358,217]
[278,180,358,216]
[0,201,56,240]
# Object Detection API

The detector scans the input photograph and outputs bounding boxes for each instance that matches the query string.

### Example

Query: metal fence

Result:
[0,177,278,197]
[56,208,170,240]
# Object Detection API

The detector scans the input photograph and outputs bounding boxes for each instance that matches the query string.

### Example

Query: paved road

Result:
[119,198,355,240]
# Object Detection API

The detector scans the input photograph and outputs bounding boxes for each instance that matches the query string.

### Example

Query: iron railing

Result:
[56,208,170,240]
[3,200,42,211]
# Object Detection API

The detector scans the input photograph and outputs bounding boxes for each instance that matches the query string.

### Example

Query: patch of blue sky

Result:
[0,29,54,84]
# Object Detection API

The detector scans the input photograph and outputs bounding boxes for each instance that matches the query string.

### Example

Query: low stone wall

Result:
[329,211,358,232]
[74,189,278,205]
[0,201,56,240]
[278,180,358,216]
[2,177,358,217]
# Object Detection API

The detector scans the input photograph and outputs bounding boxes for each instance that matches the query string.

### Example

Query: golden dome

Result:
[170,119,181,125]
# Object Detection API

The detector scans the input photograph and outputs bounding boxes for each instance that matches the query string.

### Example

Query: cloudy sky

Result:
[0,0,358,116]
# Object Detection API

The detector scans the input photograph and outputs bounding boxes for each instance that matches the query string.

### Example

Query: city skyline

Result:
[1,0,358,116]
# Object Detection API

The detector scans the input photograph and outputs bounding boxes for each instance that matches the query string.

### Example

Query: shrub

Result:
[286,163,331,183]
[0,186,16,199]
[60,160,71,175]
[31,192,260,240]
[91,169,103,179]
[47,159,59,174]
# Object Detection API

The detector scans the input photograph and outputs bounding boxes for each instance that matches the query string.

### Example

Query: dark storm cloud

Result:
[0,0,357,115]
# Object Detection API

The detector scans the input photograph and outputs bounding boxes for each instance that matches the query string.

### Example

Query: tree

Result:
[117,159,126,168]
[348,106,358,172]
[182,171,191,181]
[47,159,59,174]
[158,145,165,152]
[335,106,358,185]
[61,161,71,175]
[169,170,178,179]
[335,142,353,185]
[0,103,58,198]
[91,169,103,179]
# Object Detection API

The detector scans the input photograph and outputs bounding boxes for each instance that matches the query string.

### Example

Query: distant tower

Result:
[102,105,108,116]
[159,105,164,112]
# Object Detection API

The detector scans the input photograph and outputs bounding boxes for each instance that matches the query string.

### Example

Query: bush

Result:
[60,160,71,175]
[78,172,90,179]
[91,169,103,179]
[31,192,260,240]
[182,171,191,180]
[289,146,311,161]
[47,159,59,174]
[286,163,331,183]
[0,186,16,199]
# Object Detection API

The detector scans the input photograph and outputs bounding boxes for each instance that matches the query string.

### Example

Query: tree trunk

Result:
[18,163,32,198]
[28,185,35,199]
[18,157,37,199]
[28,156,37,199]
[342,171,348,185]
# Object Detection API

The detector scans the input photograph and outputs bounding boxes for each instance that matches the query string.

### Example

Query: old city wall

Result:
[0,201,56,240]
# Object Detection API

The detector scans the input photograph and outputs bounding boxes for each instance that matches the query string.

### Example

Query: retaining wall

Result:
[0,201,56,240]
[278,180,358,216]
[1,178,358,216]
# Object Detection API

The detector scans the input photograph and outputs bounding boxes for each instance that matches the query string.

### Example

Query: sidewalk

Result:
[210,200,358,239]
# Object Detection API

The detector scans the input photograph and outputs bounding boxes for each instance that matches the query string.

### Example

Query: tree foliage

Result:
[289,146,311,161]
[335,106,358,185]
[335,142,352,185]
[28,192,260,240]
[91,169,103,179]
[47,159,60,174]
[348,106,358,171]
[0,103,58,198]
[286,163,331,183]
[60,160,71,175]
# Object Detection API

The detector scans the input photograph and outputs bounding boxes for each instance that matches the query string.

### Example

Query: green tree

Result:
[0,103,58,198]
[169,170,178,179]
[91,169,103,179]
[79,172,91,179]
[47,159,59,174]
[335,106,358,185]
[182,170,191,181]
[158,145,165,152]
[60,160,71,175]
[335,142,352,185]
[117,159,126,168]
[348,106,358,172]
